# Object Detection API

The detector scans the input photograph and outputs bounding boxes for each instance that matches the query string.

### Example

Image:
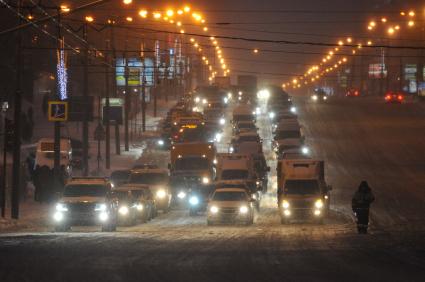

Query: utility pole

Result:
[104,39,110,169]
[140,40,146,132]
[82,23,89,176]
[124,49,130,152]
[11,0,23,219]
[53,8,61,189]
[109,20,120,155]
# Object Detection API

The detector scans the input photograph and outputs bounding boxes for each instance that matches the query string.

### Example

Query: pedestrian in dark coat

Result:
[352,181,375,234]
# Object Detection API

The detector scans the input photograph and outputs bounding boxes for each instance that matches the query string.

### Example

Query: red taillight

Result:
[385,95,391,100]
[355,91,359,96]
[397,95,403,100]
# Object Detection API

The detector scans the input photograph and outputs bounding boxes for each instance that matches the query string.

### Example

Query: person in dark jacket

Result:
[352,181,375,234]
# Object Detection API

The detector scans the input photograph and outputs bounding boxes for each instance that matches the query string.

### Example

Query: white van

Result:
[35,138,72,173]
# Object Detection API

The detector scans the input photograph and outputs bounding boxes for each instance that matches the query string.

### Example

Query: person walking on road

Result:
[352,181,375,234]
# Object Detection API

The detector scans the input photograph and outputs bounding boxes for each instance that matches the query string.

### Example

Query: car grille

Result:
[68,202,96,213]
[220,207,238,214]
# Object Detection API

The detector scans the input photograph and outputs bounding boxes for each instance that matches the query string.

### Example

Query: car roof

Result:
[117,183,150,190]
[130,168,168,174]
[214,188,248,193]
[67,177,108,185]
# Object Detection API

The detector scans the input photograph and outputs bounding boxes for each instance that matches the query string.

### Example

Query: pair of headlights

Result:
[209,206,249,214]
[281,199,323,209]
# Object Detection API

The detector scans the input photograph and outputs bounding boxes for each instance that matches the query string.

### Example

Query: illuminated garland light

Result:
[57,40,68,100]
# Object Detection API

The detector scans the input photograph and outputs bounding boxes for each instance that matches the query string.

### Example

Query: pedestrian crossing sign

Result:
[48,101,68,122]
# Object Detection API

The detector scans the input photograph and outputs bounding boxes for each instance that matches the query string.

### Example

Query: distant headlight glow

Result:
[99,212,108,221]
[290,106,297,113]
[282,200,290,209]
[219,118,226,125]
[269,112,275,119]
[315,199,324,209]
[53,212,64,222]
[177,191,187,199]
[95,203,107,212]
[119,206,129,215]
[156,190,167,199]
[302,146,310,155]
[55,203,68,212]
[312,95,318,101]
[157,139,164,146]
[189,196,199,206]
[202,177,210,184]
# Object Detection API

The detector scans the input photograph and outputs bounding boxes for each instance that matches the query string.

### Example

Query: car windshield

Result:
[63,184,107,197]
[129,173,168,184]
[180,127,207,142]
[275,130,301,139]
[221,169,249,180]
[238,123,255,129]
[238,135,259,142]
[175,157,210,170]
[234,115,253,122]
[284,180,319,195]
[213,191,248,201]
[110,171,130,181]
[114,191,131,201]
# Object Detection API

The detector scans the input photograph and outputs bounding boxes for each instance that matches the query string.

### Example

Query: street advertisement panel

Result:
[369,63,387,78]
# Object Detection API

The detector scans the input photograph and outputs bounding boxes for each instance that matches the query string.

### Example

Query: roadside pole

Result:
[110,21,120,155]
[82,23,89,176]
[53,8,62,189]
[104,39,110,169]
[124,48,130,151]
[11,0,23,219]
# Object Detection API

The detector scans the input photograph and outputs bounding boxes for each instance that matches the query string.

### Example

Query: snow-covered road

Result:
[1,96,425,281]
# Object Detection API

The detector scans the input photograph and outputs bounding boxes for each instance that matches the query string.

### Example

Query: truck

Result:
[169,142,216,215]
[277,159,332,224]
[216,153,262,208]
[35,138,72,174]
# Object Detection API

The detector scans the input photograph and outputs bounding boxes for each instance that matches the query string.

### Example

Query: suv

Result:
[207,188,255,225]
[53,177,117,232]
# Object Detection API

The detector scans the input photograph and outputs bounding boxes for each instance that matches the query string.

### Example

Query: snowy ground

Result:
[1,96,425,281]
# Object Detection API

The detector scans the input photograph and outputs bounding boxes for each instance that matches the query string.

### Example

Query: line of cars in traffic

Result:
[268,87,332,224]
[52,163,173,232]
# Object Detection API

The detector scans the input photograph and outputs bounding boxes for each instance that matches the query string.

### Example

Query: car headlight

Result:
[156,190,167,199]
[256,181,260,186]
[202,98,208,104]
[195,97,200,103]
[219,118,226,125]
[252,194,257,200]
[136,204,143,211]
[215,133,222,142]
[53,212,64,222]
[99,212,108,221]
[95,203,107,212]
[315,199,323,209]
[177,191,186,199]
[55,203,68,212]
[189,196,199,206]
[202,177,210,184]
[290,106,297,113]
[268,112,275,119]
[238,96,242,101]
[229,147,234,153]
[301,146,309,155]
[210,206,219,214]
[239,206,249,214]
[119,206,129,215]
[282,200,290,209]
[157,139,164,146]
[312,95,318,101]
[323,96,327,100]
[224,97,229,104]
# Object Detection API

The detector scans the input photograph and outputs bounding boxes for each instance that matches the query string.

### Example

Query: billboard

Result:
[369,63,387,78]
[116,58,154,87]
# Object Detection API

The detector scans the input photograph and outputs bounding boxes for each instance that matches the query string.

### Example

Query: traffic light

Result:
[4,118,14,151]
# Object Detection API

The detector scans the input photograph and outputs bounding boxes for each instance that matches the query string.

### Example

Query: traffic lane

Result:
[296,96,425,228]
[1,226,424,282]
